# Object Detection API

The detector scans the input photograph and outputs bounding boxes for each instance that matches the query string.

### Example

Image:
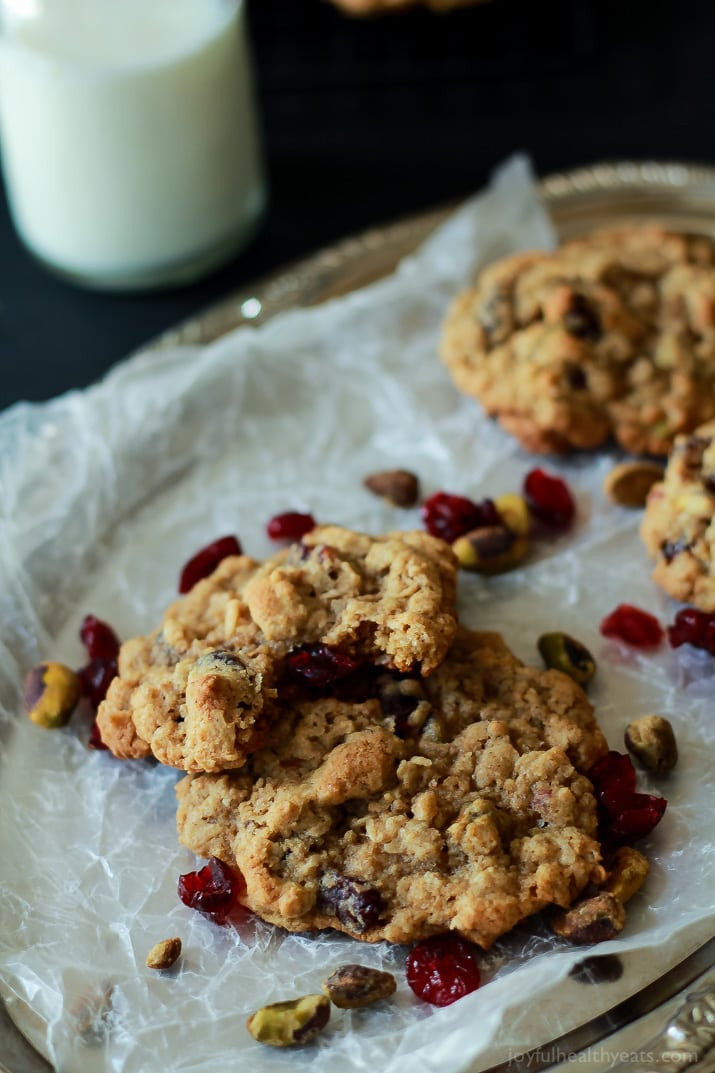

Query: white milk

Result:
[0,0,266,288]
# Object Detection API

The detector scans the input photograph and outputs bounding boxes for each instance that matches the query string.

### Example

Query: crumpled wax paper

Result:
[0,156,713,1073]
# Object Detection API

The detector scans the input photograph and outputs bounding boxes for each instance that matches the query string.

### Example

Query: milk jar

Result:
[0,0,266,289]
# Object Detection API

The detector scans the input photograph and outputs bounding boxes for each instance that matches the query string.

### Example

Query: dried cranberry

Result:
[178,535,242,594]
[566,364,588,390]
[523,468,575,529]
[406,934,481,1006]
[88,720,109,751]
[266,511,316,541]
[80,614,120,661]
[668,607,715,656]
[563,294,602,342]
[319,874,385,933]
[588,751,666,844]
[600,604,664,648]
[661,539,690,564]
[589,751,637,798]
[178,856,245,924]
[376,674,427,737]
[77,658,117,709]
[609,794,667,842]
[589,750,637,815]
[705,621,715,656]
[285,643,362,688]
[421,492,500,544]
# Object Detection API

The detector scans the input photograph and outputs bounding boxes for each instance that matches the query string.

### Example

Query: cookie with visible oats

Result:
[96,527,458,771]
[176,628,607,948]
[243,525,458,676]
[641,420,715,610]
[441,226,715,455]
[96,555,276,772]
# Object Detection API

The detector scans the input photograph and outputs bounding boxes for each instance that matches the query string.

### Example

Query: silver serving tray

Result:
[3,160,715,1073]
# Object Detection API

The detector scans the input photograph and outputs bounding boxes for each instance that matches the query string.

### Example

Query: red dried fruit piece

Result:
[588,751,667,844]
[589,750,636,799]
[285,643,362,688]
[79,614,120,661]
[421,492,500,545]
[178,856,245,924]
[266,511,316,541]
[523,467,575,529]
[668,607,715,656]
[609,794,667,842]
[178,535,242,594]
[77,658,118,709]
[88,720,109,751]
[600,604,664,648]
[705,622,715,657]
[376,674,427,737]
[319,874,385,933]
[406,934,481,1006]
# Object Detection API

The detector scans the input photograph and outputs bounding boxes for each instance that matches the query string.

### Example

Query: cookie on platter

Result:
[441,226,715,455]
[641,420,715,611]
[177,628,608,947]
[96,526,458,772]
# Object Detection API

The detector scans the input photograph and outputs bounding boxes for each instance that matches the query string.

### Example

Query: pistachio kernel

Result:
[24,661,81,729]
[452,525,528,574]
[624,715,678,774]
[551,893,626,944]
[145,937,182,971]
[246,994,330,1048]
[601,847,650,904]
[537,632,596,686]
[494,492,531,536]
[363,469,420,508]
[604,461,665,509]
[321,964,396,1009]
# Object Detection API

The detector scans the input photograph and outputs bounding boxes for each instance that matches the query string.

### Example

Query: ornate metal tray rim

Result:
[150,157,715,351]
[3,159,715,1073]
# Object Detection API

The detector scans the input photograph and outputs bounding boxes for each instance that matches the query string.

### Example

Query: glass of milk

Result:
[0,0,266,290]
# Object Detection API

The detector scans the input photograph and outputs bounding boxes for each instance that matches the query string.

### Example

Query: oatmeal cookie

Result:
[96,555,276,772]
[243,525,458,676]
[641,421,715,610]
[176,628,607,947]
[97,526,458,770]
[441,226,715,455]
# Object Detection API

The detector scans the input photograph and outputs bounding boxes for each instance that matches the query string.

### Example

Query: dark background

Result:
[0,0,711,412]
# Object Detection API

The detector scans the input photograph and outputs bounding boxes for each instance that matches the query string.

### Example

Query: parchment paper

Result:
[0,156,713,1073]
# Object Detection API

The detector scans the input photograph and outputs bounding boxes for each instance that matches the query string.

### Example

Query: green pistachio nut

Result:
[246,994,330,1047]
[551,893,626,944]
[24,661,81,728]
[453,525,528,575]
[601,847,650,904]
[537,632,595,686]
[321,964,396,1009]
[494,492,531,536]
[624,715,677,774]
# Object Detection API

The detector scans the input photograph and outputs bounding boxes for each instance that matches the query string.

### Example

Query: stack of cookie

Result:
[98,523,608,948]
